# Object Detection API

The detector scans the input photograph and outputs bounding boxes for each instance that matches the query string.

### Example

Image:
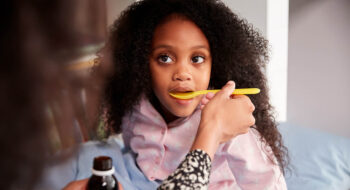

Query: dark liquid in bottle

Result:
[87,156,119,190]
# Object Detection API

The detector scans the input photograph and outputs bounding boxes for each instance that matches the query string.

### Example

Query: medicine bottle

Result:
[87,156,119,190]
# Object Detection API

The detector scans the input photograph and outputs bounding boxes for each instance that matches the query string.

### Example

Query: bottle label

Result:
[91,167,115,176]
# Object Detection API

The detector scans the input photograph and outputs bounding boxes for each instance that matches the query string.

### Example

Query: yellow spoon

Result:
[169,88,260,100]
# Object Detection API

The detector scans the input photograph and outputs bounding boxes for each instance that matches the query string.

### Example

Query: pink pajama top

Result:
[122,98,287,189]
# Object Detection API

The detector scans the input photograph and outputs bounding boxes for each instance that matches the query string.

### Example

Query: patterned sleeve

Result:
[157,149,212,190]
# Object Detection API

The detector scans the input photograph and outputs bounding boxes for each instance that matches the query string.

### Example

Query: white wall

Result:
[222,0,267,37]
[288,0,350,137]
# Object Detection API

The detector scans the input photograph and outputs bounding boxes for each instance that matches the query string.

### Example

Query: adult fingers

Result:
[63,179,88,190]
[201,92,215,105]
[200,92,215,110]
[201,96,210,105]
[118,182,124,190]
[206,92,215,99]
[217,81,236,99]
[239,95,255,112]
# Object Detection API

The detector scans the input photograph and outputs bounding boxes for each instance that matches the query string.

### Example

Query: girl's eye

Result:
[157,55,173,64]
[192,56,205,64]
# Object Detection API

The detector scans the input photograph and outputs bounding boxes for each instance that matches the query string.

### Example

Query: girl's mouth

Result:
[169,87,194,93]
[168,86,195,105]
[169,90,194,105]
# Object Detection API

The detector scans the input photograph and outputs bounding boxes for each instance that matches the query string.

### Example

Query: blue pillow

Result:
[278,122,350,190]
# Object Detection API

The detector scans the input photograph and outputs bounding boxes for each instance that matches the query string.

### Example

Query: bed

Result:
[279,122,350,190]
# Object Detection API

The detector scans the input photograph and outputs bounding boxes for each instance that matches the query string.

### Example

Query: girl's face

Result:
[149,18,212,121]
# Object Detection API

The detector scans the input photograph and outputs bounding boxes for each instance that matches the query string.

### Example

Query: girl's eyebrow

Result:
[190,45,210,51]
[152,45,173,50]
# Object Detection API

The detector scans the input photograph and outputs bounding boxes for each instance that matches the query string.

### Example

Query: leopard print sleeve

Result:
[157,149,212,190]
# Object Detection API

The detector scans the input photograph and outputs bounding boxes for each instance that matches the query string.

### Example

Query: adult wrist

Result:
[191,121,221,160]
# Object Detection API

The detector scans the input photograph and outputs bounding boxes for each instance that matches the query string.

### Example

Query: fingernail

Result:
[227,81,234,85]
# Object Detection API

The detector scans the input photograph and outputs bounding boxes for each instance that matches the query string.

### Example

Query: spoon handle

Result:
[198,88,260,95]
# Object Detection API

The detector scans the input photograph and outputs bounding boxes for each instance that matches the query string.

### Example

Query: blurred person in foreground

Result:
[0,0,108,189]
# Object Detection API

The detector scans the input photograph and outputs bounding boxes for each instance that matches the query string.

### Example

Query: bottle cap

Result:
[93,156,113,171]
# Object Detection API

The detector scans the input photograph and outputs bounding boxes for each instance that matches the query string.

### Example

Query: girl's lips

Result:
[170,96,194,105]
[169,85,195,94]
[175,98,193,105]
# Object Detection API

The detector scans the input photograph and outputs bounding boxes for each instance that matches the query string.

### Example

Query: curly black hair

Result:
[101,0,288,172]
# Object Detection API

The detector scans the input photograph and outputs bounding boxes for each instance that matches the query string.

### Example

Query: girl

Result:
[102,0,288,189]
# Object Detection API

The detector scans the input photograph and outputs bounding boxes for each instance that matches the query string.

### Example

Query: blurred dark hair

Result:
[0,0,107,189]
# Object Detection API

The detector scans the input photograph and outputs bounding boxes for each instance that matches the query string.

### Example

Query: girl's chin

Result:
[171,108,196,118]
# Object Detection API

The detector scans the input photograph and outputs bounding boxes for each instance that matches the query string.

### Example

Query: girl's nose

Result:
[173,72,192,81]
[172,58,192,81]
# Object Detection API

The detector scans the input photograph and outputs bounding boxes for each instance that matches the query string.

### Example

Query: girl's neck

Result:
[149,93,179,124]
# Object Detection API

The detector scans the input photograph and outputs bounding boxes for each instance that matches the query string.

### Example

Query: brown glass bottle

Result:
[87,156,119,190]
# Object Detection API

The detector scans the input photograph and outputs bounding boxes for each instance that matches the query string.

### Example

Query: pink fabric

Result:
[122,97,287,189]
